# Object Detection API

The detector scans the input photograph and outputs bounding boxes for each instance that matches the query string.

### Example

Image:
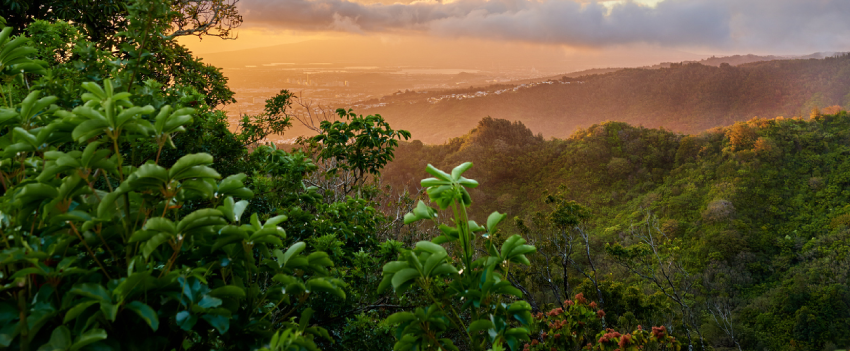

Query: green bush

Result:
[0,37,345,348]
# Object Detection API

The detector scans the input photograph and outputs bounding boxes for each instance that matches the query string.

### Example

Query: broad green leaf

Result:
[198,296,222,309]
[382,261,409,273]
[169,153,214,179]
[425,164,451,181]
[142,233,172,259]
[10,267,46,279]
[386,312,415,325]
[431,264,459,276]
[487,212,507,233]
[281,242,306,266]
[467,319,495,334]
[176,311,197,331]
[100,302,119,321]
[421,178,449,187]
[69,328,106,351]
[125,301,159,331]
[450,162,473,180]
[403,212,418,225]
[458,177,479,188]
[209,286,246,299]
[143,217,176,234]
[233,200,250,222]
[306,278,345,299]
[63,301,98,323]
[201,314,229,334]
[299,308,314,331]
[39,325,72,351]
[391,268,420,289]
[69,283,111,303]
[415,241,446,255]
[423,251,447,276]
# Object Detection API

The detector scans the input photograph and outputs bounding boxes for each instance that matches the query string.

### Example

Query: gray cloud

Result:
[239,0,850,50]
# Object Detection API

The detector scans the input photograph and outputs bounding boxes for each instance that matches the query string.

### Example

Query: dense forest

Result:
[383,115,850,350]
[366,55,850,143]
[0,1,848,351]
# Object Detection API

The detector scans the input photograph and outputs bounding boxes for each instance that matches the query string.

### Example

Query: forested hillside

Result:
[366,56,850,143]
[383,115,850,350]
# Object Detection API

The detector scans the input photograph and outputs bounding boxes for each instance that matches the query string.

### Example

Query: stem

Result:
[111,136,134,244]
[457,199,474,268]
[17,291,29,351]
[101,171,114,192]
[69,223,112,280]
[451,202,471,273]
[159,239,184,277]
[258,296,287,322]
[0,227,9,249]
[421,280,471,346]
[0,171,8,193]
[155,143,164,165]
[93,227,118,262]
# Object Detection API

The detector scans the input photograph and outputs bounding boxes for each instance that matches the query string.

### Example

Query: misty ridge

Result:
[360,53,850,143]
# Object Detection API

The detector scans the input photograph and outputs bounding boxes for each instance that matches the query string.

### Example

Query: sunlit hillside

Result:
[365,55,850,143]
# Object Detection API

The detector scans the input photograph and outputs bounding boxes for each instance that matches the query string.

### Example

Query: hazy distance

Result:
[179,0,850,144]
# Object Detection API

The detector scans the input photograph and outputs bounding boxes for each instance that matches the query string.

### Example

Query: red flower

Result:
[599,331,621,345]
[575,293,587,305]
[589,301,597,308]
[618,334,633,348]
[652,326,667,339]
[597,310,606,318]
[554,333,562,339]
[564,300,574,306]
[532,340,539,346]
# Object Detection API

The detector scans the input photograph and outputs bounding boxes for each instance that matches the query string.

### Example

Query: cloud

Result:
[238,0,850,51]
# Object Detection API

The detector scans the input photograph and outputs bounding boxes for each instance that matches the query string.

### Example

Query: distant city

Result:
[219,63,566,142]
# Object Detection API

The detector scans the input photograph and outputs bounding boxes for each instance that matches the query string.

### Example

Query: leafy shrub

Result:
[524,294,680,351]
[379,163,536,351]
[0,38,344,349]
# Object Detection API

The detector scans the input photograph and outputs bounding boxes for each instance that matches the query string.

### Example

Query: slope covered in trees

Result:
[366,56,850,143]
[383,114,850,350]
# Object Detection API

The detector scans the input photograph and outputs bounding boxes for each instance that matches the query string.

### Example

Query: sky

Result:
[182,0,850,65]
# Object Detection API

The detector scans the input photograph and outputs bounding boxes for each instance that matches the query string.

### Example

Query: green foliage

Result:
[238,90,294,147]
[383,114,850,350]
[380,163,536,351]
[309,108,411,195]
[524,294,680,351]
[0,24,345,349]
